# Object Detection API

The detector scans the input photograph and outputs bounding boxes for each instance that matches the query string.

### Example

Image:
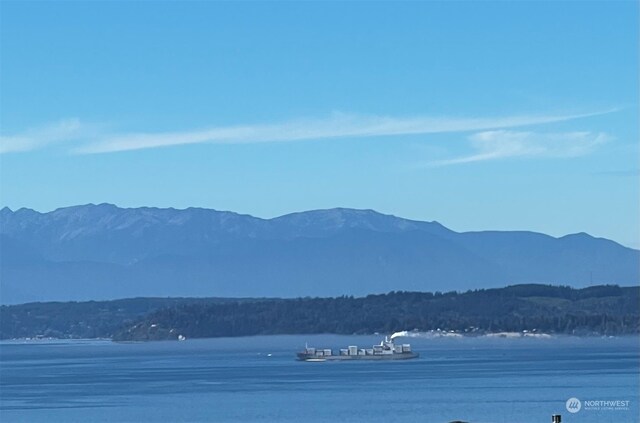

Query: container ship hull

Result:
[296,336,419,361]
[297,351,419,361]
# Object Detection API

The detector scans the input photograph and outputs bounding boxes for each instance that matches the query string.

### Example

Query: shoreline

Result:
[2,331,637,343]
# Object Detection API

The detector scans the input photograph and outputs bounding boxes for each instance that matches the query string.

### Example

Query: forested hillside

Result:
[3,284,636,341]
[113,284,639,341]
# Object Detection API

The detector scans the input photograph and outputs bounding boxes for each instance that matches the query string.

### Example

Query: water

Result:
[1,335,638,423]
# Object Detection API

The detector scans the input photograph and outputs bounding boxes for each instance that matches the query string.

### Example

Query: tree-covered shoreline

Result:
[2,284,637,341]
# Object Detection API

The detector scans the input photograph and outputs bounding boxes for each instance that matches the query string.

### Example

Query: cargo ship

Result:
[296,335,418,361]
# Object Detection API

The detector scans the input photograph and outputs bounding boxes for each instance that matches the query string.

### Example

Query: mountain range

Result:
[1,204,638,304]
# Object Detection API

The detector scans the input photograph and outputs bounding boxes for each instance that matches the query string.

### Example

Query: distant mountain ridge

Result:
[1,204,638,304]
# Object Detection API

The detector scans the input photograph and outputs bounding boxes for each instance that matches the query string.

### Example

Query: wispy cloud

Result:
[0,108,616,155]
[0,119,84,154]
[74,110,614,154]
[429,130,611,166]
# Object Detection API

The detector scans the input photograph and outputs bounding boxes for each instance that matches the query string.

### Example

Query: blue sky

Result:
[1,1,638,247]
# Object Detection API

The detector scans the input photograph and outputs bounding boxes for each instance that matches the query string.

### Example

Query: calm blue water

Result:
[1,335,638,423]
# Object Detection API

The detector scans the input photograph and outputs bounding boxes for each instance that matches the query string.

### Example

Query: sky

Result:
[0,1,638,248]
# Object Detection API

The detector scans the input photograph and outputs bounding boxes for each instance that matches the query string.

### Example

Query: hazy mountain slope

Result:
[1,204,637,304]
[456,231,639,285]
